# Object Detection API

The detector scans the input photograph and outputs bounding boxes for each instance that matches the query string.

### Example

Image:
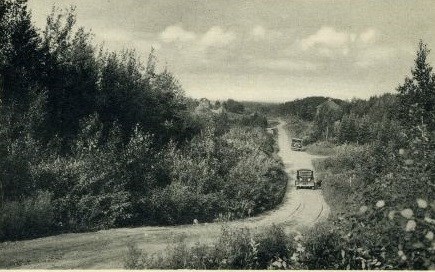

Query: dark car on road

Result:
[291,138,303,151]
[295,169,321,189]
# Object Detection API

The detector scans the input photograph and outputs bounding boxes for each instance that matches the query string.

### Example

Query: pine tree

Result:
[396,41,435,201]
[397,41,435,131]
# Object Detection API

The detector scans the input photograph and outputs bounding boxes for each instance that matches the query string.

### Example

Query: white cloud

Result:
[160,25,197,43]
[200,26,236,48]
[298,26,381,59]
[300,26,350,50]
[251,25,266,39]
[359,28,378,44]
[159,25,236,49]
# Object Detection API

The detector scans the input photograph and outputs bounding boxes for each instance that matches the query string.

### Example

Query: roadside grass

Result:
[124,225,297,270]
[312,144,368,213]
[304,141,337,156]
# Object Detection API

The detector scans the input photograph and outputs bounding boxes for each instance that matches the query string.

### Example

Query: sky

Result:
[28,0,435,102]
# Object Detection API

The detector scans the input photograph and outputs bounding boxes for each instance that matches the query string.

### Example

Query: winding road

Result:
[0,120,329,269]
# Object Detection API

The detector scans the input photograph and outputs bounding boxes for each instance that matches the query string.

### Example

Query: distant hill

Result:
[239,101,279,115]
[277,96,344,121]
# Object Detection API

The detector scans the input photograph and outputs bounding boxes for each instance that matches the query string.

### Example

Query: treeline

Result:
[279,94,399,146]
[313,93,399,144]
[276,96,344,121]
[0,1,286,241]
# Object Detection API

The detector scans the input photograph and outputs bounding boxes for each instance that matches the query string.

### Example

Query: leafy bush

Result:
[295,42,435,268]
[147,118,287,225]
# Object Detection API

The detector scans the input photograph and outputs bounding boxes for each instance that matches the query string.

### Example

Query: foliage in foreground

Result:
[310,142,434,269]
[126,198,433,270]
[124,225,297,270]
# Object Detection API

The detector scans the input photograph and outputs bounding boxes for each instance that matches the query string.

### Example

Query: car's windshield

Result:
[297,170,313,176]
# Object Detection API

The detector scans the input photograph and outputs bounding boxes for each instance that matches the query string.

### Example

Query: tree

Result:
[395,41,435,200]
[313,99,342,141]
[41,7,101,143]
[337,114,357,143]
[0,0,44,108]
[145,47,157,78]
[397,41,435,130]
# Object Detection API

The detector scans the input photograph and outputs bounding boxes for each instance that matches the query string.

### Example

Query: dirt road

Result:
[0,120,329,269]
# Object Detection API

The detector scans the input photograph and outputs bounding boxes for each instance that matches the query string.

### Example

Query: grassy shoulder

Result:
[304,141,337,156]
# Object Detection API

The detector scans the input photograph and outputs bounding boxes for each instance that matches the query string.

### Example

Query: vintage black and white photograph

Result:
[0,0,434,269]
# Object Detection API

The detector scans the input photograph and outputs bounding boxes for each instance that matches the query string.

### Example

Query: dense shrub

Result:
[284,116,312,142]
[0,99,286,241]
[309,139,434,269]
[147,117,287,225]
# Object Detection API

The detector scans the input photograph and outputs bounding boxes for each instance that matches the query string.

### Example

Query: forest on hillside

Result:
[0,1,286,241]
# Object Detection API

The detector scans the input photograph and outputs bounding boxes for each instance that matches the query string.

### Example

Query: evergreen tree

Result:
[337,114,357,143]
[397,41,435,130]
